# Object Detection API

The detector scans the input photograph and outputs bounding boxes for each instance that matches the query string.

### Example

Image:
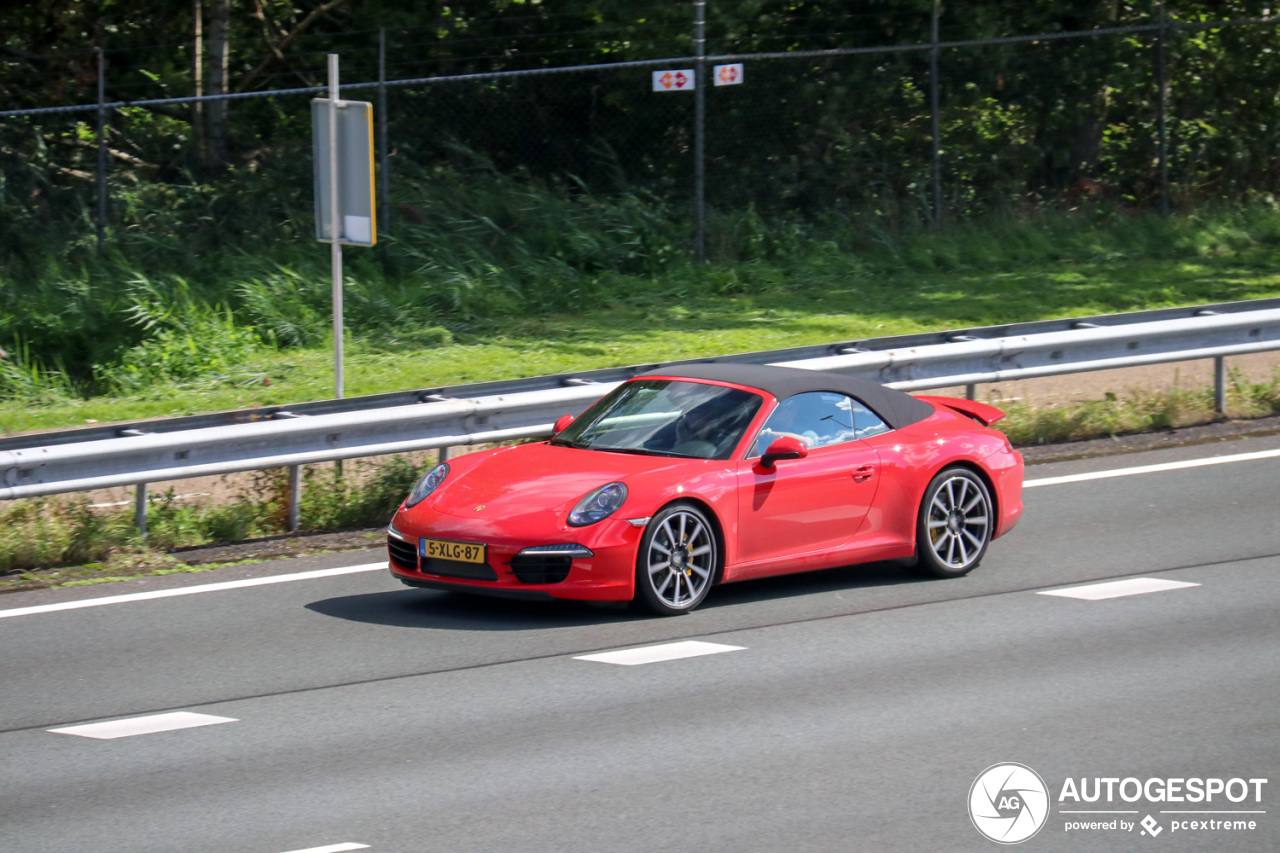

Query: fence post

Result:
[1156,0,1170,216]
[693,0,707,264]
[930,0,943,228]
[96,46,108,254]
[378,28,390,248]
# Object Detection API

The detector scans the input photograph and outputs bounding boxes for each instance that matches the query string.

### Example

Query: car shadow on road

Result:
[306,587,642,630]
[305,560,925,630]
[701,559,924,609]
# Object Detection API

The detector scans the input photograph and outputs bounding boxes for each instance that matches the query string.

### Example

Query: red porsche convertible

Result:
[387,363,1023,615]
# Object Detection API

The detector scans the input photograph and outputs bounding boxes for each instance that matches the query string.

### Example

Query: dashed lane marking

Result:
[1037,578,1201,601]
[575,640,746,665]
[278,845,370,853]
[48,711,238,739]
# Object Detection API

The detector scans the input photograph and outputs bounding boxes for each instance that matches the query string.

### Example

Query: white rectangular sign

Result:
[312,98,377,246]
[652,69,695,91]
[714,63,744,86]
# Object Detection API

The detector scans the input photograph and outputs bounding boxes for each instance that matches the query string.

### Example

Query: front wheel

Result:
[915,467,992,578]
[634,503,719,615]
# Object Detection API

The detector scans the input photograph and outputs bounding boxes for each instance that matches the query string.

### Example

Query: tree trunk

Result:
[193,0,205,168]
[207,0,229,169]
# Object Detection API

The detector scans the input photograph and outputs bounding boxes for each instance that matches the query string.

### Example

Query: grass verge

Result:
[6,205,1280,432]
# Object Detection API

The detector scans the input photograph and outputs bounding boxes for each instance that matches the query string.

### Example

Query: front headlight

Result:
[405,463,450,508]
[568,482,628,527]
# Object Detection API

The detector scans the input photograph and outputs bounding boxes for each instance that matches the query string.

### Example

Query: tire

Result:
[634,503,719,615]
[915,466,993,579]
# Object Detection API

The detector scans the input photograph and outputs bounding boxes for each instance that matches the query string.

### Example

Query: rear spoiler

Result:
[916,395,1007,426]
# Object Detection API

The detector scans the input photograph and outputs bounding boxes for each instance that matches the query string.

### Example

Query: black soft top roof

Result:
[639,363,935,429]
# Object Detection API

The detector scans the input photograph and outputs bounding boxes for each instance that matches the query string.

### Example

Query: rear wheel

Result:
[635,503,719,615]
[915,467,992,578]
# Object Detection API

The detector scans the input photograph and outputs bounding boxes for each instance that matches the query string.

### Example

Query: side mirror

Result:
[552,414,575,435]
[759,436,808,469]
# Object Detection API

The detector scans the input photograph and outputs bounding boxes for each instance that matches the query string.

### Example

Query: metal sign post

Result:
[311,52,376,523]
[313,53,377,400]
[329,55,343,400]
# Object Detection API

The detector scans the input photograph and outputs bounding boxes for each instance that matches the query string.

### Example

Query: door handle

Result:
[852,465,875,482]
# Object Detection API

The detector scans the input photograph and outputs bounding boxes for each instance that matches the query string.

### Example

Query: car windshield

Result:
[552,379,763,460]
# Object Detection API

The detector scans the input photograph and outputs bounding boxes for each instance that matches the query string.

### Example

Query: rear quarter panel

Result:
[861,406,1023,547]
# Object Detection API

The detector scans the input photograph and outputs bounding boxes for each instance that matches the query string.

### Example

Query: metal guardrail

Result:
[1,301,1278,526]
[5,296,1279,451]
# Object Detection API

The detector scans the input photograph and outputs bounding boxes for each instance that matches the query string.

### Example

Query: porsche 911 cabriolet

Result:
[387,363,1023,615]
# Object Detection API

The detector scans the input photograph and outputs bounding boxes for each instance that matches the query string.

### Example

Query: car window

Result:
[553,379,762,460]
[752,391,890,456]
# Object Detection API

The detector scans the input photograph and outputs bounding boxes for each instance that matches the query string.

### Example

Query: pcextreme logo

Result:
[968,764,1270,844]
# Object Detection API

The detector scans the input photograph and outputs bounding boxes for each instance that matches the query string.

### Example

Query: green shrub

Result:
[299,456,423,531]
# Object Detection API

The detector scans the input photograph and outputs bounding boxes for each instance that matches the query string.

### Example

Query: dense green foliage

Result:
[4,196,1280,426]
[4,2,1280,401]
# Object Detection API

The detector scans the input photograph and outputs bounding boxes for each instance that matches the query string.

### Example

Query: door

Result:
[733,392,885,571]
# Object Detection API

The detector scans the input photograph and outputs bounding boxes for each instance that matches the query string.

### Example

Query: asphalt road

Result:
[2,435,1278,853]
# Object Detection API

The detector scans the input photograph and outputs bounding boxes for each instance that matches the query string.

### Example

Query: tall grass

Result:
[5,152,1280,407]
[999,368,1280,446]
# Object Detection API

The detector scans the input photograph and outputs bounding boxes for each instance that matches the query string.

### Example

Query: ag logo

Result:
[969,763,1050,844]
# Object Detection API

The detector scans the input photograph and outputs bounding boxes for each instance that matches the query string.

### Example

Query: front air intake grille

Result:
[508,554,573,585]
[419,556,498,581]
[388,536,417,572]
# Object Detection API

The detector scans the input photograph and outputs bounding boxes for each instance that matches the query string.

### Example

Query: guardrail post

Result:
[134,483,148,535]
[1214,356,1226,415]
[287,464,302,532]
[965,383,976,401]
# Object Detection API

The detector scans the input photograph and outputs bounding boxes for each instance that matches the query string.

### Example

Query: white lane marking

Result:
[279,844,370,853]
[1037,578,1201,600]
[575,640,746,666]
[0,562,387,621]
[1025,447,1280,488]
[48,711,238,739]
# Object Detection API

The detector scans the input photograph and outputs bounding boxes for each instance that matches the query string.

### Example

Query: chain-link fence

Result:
[3,4,1280,262]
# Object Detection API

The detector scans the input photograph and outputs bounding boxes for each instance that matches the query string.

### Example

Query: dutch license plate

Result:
[419,537,487,564]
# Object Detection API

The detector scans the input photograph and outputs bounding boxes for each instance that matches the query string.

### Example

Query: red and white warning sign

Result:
[714,63,744,86]
[652,69,696,91]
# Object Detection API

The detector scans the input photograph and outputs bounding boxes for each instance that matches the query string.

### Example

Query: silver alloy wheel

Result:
[645,507,716,611]
[925,471,991,571]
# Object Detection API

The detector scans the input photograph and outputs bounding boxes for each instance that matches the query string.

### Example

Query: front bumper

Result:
[387,512,642,602]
